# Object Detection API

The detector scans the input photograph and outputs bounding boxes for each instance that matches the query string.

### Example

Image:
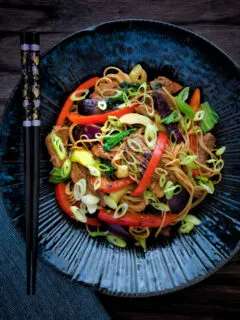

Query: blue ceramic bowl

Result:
[0,20,240,296]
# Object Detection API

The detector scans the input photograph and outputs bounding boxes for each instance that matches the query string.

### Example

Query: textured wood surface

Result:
[0,0,239,319]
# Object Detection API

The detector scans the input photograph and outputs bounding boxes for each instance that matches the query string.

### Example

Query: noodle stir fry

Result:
[45,65,225,250]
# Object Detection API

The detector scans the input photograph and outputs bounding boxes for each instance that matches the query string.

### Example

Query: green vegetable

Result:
[103,128,136,152]
[199,102,219,133]
[198,179,215,194]
[216,146,226,156]
[176,87,195,119]
[161,110,181,125]
[178,222,195,234]
[101,158,115,177]
[61,159,72,178]
[180,154,200,169]
[49,159,71,183]
[70,148,96,167]
[135,237,147,251]
[88,230,107,237]
[51,132,66,160]
[164,181,182,200]
[106,234,127,248]
[184,214,201,225]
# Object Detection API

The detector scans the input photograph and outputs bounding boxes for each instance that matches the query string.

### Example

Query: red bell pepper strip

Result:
[67,103,139,125]
[188,88,201,176]
[132,133,168,196]
[56,77,99,126]
[90,177,134,193]
[172,81,183,93]
[98,209,178,227]
[55,182,100,226]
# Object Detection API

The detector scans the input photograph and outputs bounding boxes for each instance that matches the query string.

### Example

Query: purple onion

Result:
[78,99,108,115]
[153,92,183,143]
[168,188,189,214]
[102,222,134,241]
[72,124,101,141]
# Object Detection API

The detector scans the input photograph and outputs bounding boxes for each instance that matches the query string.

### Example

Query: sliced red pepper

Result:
[188,88,201,176]
[132,133,168,196]
[56,77,99,126]
[55,182,100,226]
[90,177,134,193]
[98,209,178,227]
[67,103,139,125]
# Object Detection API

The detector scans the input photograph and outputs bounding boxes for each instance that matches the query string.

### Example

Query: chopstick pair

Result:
[20,32,40,295]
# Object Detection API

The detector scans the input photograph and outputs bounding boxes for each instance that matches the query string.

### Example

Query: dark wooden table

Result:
[0,1,239,319]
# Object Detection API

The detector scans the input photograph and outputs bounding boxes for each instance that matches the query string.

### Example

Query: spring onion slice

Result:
[108,115,122,127]
[127,139,143,153]
[144,124,158,150]
[155,168,168,176]
[70,89,89,101]
[144,190,158,203]
[74,178,87,201]
[97,100,107,110]
[164,181,182,200]
[159,174,167,188]
[194,110,205,121]
[88,230,108,237]
[184,214,201,225]
[61,159,71,178]
[70,206,87,223]
[180,154,200,169]
[95,163,111,172]
[181,116,192,131]
[170,131,177,145]
[151,202,170,212]
[51,132,66,160]
[178,222,194,234]
[94,177,101,190]
[135,237,147,251]
[87,165,101,177]
[198,180,215,194]
[214,159,224,171]
[104,195,118,210]
[106,234,127,248]
[161,110,181,124]
[81,194,99,205]
[216,146,226,156]
[113,203,128,219]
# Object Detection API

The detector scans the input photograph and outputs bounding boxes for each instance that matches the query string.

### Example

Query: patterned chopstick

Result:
[20,31,40,295]
[20,32,33,295]
[30,32,40,295]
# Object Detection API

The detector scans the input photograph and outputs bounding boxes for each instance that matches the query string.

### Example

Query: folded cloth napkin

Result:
[0,198,110,320]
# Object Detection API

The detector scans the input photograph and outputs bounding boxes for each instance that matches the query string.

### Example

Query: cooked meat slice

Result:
[71,162,97,196]
[148,178,164,198]
[135,104,156,118]
[91,143,119,160]
[89,92,102,99]
[53,126,69,145]
[198,133,216,165]
[45,127,69,168]
[125,135,152,179]
[150,76,180,94]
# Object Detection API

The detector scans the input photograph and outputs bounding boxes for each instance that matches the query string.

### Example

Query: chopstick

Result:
[30,32,40,295]
[20,31,40,295]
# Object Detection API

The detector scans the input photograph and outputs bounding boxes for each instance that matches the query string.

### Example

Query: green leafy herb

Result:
[161,110,181,124]
[103,128,136,152]
[176,87,195,119]
[199,102,219,133]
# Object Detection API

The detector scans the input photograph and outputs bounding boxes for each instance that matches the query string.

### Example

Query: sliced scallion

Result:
[113,203,128,219]
[184,214,201,225]
[178,222,194,234]
[216,146,226,156]
[51,132,66,160]
[106,234,127,248]
[97,100,107,110]
[70,89,89,101]
[74,178,87,201]
[144,124,158,150]
[70,206,87,223]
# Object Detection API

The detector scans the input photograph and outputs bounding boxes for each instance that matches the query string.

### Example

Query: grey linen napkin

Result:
[0,198,111,320]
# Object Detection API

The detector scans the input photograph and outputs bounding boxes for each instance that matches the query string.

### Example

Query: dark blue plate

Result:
[0,20,240,297]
